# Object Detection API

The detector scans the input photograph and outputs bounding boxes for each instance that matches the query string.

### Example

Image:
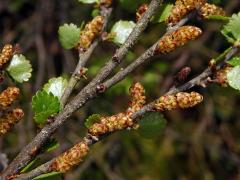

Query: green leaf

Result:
[6,54,32,83]
[78,0,99,4]
[32,91,61,124]
[58,23,80,49]
[153,3,173,23]
[227,56,240,66]
[221,12,240,43]
[85,114,101,128]
[33,172,62,180]
[43,77,68,100]
[110,20,136,45]
[227,65,240,91]
[138,112,167,139]
[91,9,100,17]
[42,138,60,152]
[20,158,40,173]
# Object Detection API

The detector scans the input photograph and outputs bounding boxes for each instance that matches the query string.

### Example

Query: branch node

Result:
[96,84,106,93]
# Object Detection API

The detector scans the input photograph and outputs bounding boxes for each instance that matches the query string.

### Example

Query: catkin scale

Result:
[155,26,202,54]
[0,87,20,107]
[167,0,206,25]
[198,3,226,19]
[155,92,203,111]
[50,142,89,172]
[0,108,24,136]
[0,44,13,67]
[78,16,104,49]
[136,4,148,22]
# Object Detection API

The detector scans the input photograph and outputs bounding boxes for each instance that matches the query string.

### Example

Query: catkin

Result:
[167,0,206,25]
[88,113,134,136]
[136,3,148,22]
[155,26,202,54]
[88,82,146,136]
[50,142,89,172]
[0,87,20,107]
[0,108,24,136]
[127,82,146,116]
[78,16,104,49]
[155,92,203,111]
[0,44,13,67]
[198,3,226,19]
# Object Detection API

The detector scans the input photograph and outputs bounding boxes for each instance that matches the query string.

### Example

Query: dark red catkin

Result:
[174,67,191,82]
[100,0,112,7]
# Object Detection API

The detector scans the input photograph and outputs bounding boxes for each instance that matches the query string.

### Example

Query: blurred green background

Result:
[1,0,240,179]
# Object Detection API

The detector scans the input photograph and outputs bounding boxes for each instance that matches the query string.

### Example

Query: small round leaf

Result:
[110,20,136,45]
[6,54,32,83]
[58,23,80,49]
[32,91,61,124]
[43,77,68,100]
[138,112,167,139]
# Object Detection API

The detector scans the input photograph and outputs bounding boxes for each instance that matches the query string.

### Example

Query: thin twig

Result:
[103,13,194,91]
[166,46,238,95]
[60,7,112,106]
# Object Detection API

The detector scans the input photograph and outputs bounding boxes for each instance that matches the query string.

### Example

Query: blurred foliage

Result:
[0,0,240,180]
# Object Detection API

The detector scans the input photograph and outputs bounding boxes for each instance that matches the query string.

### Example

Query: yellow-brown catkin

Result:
[136,3,148,22]
[88,82,146,136]
[50,142,89,173]
[0,108,24,136]
[175,0,206,7]
[88,113,134,136]
[155,26,202,54]
[214,66,233,87]
[127,82,146,115]
[198,3,226,19]
[100,0,112,7]
[78,16,104,49]
[0,87,20,107]
[167,0,206,25]
[0,44,13,67]
[155,92,203,111]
